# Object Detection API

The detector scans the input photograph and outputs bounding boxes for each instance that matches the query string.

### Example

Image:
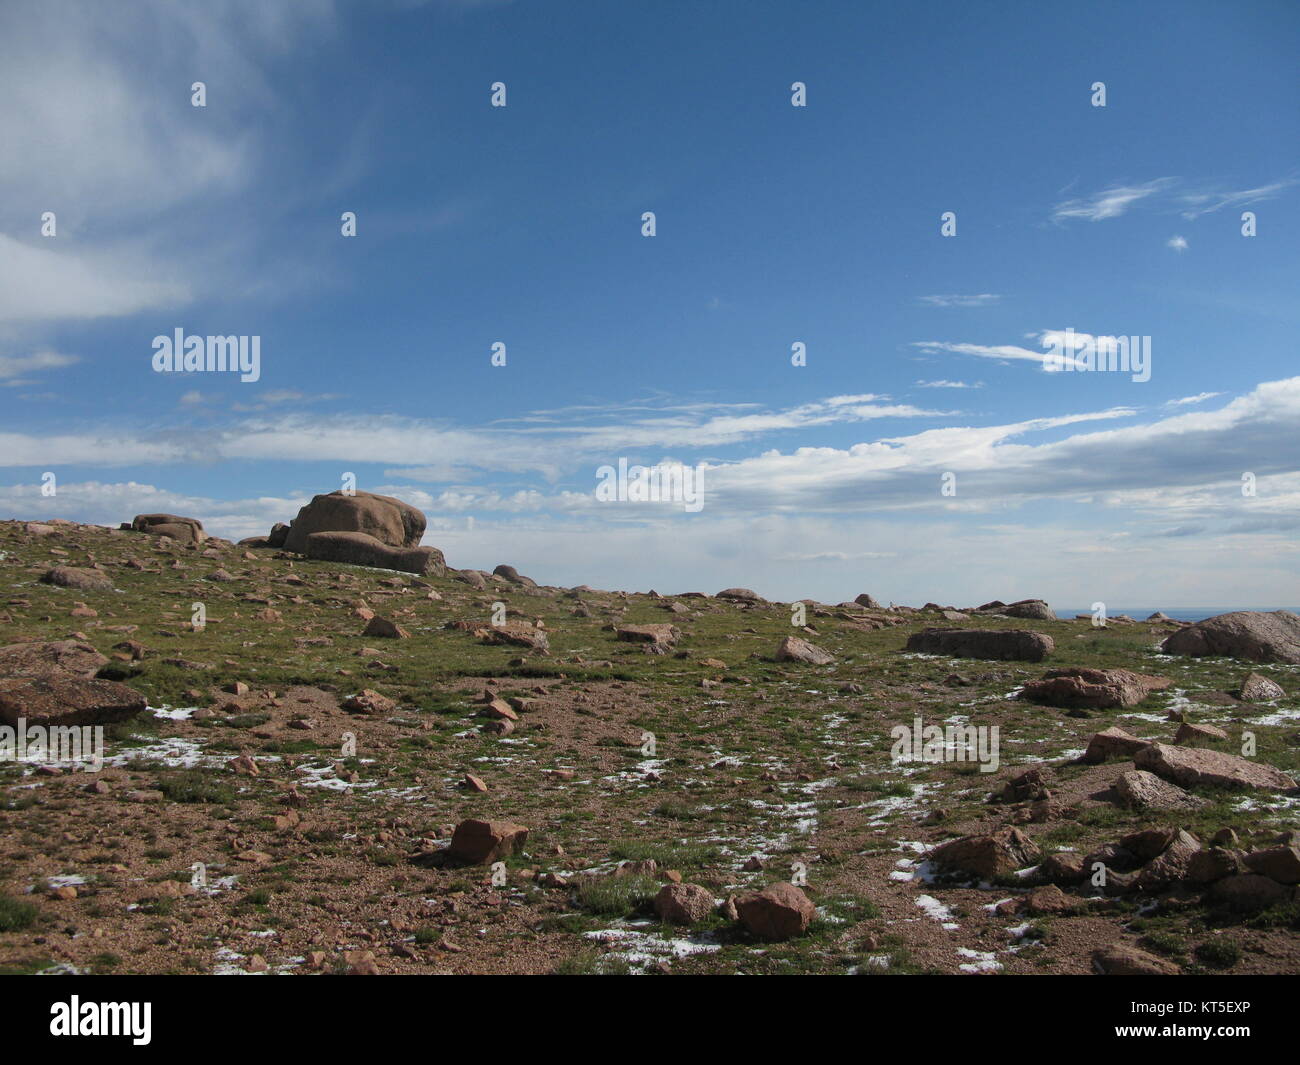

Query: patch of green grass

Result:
[154,770,237,805]
[573,874,659,917]
[1194,938,1241,969]
[0,895,39,932]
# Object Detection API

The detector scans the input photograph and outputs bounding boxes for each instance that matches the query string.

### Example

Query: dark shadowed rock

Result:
[1021,667,1171,710]
[282,491,426,555]
[304,530,445,576]
[1243,845,1300,884]
[929,827,1041,879]
[1161,610,1300,664]
[446,819,529,865]
[0,675,146,727]
[854,593,882,609]
[1082,726,1150,764]
[906,628,1053,662]
[1207,873,1290,912]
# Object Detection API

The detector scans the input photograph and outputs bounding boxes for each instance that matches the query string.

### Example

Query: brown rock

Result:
[304,531,444,577]
[0,675,145,728]
[774,635,835,665]
[446,819,529,865]
[282,490,426,555]
[1239,672,1285,702]
[1243,845,1300,884]
[1082,726,1149,764]
[1021,667,1171,710]
[1135,743,1296,791]
[735,882,815,940]
[654,883,715,925]
[929,826,1041,879]
[0,639,108,678]
[1173,721,1230,745]
[905,628,1054,662]
[1161,609,1300,664]
[1207,873,1290,912]
[1093,943,1181,976]
[1114,770,1206,810]
[362,617,409,639]
[41,566,112,592]
[342,689,396,715]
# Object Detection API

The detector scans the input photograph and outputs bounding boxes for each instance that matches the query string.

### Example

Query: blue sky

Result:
[2,0,1298,607]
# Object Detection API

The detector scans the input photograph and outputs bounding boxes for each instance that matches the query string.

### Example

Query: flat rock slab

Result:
[0,639,108,679]
[1115,769,1206,810]
[906,628,1053,662]
[1135,743,1296,792]
[0,675,146,727]
[1021,667,1170,709]
[41,566,113,592]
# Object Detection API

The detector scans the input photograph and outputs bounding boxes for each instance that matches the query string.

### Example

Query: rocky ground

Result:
[1,517,1297,976]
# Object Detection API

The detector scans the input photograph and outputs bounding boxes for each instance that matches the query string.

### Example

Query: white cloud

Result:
[0,349,78,384]
[917,294,1001,308]
[1051,179,1175,222]
[1167,235,1189,252]
[915,380,984,389]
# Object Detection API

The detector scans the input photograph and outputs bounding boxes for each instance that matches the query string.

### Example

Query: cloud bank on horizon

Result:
[1,0,1297,608]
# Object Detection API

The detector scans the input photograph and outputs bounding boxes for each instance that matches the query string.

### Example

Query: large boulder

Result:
[1002,599,1056,621]
[1161,610,1300,664]
[1114,769,1205,810]
[654,883,715,925]
[1082,726,1150,764]
[445,819,529,865]
[717,588,765,603]
[928,827,1041,879]
[0,675,146,727]
[1021,667,1170,710]
[735,882,815,940]
[0,640,108,679]
[854,593,883,609]
[1239,672,1285,702]
[40,566,112,592]
[303,531,445,576]
[282,491,426,555]
[774,635,835,665]
[131,513,206,544]
[1134,743,1296,792]
[906,628,1054,662]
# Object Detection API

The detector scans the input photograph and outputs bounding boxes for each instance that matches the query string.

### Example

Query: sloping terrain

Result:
[1,519,1297,975]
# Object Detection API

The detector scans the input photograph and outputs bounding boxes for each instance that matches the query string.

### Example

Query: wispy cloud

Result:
[1167,235,1189,252]
[915,379,984,390]
[1051,179,1174,222]
[917,294,1001,308]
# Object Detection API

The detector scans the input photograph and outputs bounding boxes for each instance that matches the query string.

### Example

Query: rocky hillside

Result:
[0,517,1297,975]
